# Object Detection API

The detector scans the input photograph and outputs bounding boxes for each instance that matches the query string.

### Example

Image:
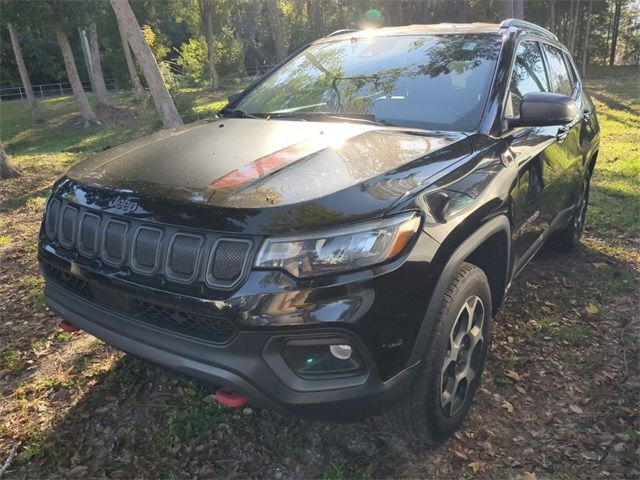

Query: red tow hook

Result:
[59,320,80,333]
[215,388,248,408]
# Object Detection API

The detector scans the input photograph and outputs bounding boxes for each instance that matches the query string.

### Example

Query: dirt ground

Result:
[0,75,638,479]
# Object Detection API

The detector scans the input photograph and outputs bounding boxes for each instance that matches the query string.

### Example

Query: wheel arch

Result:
[408,215,511,366]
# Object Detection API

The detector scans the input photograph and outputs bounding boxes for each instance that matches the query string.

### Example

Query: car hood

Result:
[60,118,472,234]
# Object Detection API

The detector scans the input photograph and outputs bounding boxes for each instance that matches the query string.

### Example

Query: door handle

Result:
[582,109,592,119]
[556,126,570,142]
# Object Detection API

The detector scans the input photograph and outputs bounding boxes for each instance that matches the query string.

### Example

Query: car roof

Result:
[315,23,501,43]
[314,20,557,44]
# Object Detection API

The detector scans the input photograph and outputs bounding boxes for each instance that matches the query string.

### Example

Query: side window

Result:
[562,52,579,88]
[507,41,549,117]
[542,45,573,96]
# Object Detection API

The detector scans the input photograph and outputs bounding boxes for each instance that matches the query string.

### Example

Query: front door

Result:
[538,43,583,229]
[506,40,557,272]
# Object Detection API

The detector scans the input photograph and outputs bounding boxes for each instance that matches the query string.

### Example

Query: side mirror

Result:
[227,91,243,104]
[508,92,576,128]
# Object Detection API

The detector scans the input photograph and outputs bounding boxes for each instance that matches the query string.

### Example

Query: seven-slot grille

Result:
[43,197,253,289]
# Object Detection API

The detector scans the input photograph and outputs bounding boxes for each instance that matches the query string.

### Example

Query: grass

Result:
[0,88,229,176]
[584,70,640,242]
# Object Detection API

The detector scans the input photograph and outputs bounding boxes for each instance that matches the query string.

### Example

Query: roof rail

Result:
[499,18,558,41]
[326,29,358,38]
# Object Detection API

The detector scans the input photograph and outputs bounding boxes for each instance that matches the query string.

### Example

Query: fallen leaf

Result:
[586,304,600,315]
[581,451,598,460]
[505,370,522,382]
[592,262,608,268]
[468,461,486,474]
[569,404,584,414]
[521,472,537,480]
[501,400,514,413]
[454,450,469,461]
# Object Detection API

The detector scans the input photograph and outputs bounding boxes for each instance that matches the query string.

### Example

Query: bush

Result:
[176,37,209,85]
[176,33,246,87]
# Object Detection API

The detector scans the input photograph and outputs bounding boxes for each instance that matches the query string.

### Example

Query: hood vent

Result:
[42,197,254,291]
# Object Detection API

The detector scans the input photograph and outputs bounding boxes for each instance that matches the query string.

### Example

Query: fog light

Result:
[280,340,364,379]
[330,344,352,360]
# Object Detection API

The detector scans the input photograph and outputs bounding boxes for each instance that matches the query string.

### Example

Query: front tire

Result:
[389,262,492,445]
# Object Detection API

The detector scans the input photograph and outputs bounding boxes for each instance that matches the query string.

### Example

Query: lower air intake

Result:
[135,300,237,344]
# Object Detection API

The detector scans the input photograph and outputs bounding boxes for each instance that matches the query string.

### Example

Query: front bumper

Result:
[44,271,420,419]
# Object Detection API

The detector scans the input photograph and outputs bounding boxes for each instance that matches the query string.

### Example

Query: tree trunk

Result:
[500,0,513,18]
[110,0,182,129]
[8,23,42,122]
[549,0,556,34]
[53,24,99,126]
[202,0,220,90]
[513,0,524,19]
[609,0,623,66]
[568,0,580,55]
[581,0,592,75]
[460,0,467,22]
[114,6,143,100]
[387,0,402,25]
[264,0,286,61]
[88,21,110,105]
[307,0,321,37]
[0,143,20,180]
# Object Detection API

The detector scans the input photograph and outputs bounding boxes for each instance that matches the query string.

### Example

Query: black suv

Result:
[39,19,600,443]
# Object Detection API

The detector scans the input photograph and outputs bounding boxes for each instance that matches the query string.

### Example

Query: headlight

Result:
[255,212,421,278]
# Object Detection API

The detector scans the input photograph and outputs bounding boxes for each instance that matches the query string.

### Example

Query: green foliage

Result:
[1,0,638,89]
[213,28,245,77]
[176,36,208,84]
[141,24,170,61]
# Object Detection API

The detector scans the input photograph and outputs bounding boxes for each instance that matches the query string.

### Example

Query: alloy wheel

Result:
[440,295,485,417]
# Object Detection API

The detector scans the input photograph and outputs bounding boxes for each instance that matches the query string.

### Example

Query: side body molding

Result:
[408,215,511,365]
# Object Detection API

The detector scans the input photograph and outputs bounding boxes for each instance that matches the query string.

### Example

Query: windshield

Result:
[235,34,502,131]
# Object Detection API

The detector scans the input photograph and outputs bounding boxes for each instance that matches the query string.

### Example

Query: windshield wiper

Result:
[270,112,392,126]
[218,108,261,119]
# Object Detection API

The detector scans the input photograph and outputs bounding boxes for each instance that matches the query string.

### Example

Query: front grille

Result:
[166,233,203,281]
[59,205,78,248]
[103,220,128,265]
[41,197,253,290]
[208,239,252,287]
[79,213,100,256]
[132,227,162,273]
[43,264,238,344]
[45,198,60,239]
[135,300,237,343]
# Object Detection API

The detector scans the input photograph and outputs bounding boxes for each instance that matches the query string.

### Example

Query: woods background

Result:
[2,0,639,95]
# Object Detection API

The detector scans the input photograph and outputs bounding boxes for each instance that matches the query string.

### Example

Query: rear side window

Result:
[507,41,549,117]
[542,45,573,96]
[563,52,579,86]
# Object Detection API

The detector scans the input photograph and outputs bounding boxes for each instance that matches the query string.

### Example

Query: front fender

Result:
[407,215,511,365]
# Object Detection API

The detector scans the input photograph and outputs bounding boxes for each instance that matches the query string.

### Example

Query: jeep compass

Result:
[39,19,600,443]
